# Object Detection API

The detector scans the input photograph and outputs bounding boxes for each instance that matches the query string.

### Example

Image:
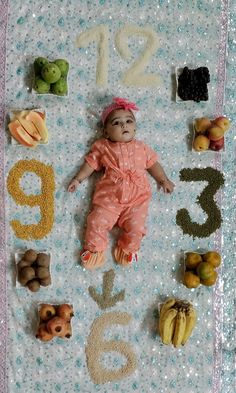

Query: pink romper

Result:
[84,138,158,254]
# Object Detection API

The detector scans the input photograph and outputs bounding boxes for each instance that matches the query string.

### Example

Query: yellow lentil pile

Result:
[7,159,55,240]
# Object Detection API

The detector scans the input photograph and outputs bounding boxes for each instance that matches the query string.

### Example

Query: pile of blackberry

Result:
[177,66,210,102]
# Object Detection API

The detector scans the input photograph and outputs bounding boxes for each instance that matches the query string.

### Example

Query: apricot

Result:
[39,304,56,321]
[197,262,215,280]
[193,135,210,151]
[200,270,218,286]
[213,116,230,132]
[47,317,66,336]
[183,271,200,288]
[208,125,225,141]
[185,252,202,269]
[202,251,221,268]
[57,304,74,321]
[195,117,212,133]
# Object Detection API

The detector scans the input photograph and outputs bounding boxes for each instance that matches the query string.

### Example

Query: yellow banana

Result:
[182,306,197,345]
[172,310,186,347]
[158,298,176,336]
[161,308,178,345]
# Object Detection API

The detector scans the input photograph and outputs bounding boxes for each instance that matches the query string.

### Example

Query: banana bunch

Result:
[158,298,197,347]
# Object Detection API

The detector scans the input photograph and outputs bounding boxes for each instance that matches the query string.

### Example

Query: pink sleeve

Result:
[144,143,159,168]
[85,140,103,171]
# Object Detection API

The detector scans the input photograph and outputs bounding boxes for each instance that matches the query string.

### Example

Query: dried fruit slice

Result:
[8,120,38,147]
[26,111,48,142]
[17,117,42,141]
[10,110,30,121]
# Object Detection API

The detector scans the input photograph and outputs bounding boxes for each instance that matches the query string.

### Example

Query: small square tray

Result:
[15,250,52,290]
[175,66,210,104]
[31,59,69,97]
[8,108,49,146]
[192,120,225,153]
[36,303,74,341]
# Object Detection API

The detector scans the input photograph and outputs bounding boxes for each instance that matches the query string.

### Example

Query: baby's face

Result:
[104,109,136,142]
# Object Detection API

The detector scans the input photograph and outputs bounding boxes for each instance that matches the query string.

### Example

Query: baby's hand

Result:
[158,179,175,194]
[67,178,81,192]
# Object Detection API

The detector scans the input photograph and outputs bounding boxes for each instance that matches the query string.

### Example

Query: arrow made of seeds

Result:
[176,167,224,238]
[88,269,125,310]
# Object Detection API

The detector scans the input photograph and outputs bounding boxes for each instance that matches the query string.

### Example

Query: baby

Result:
[68,97,174,269]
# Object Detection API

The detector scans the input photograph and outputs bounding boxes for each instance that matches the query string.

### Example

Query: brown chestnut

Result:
[27,279,40,292]
[23,249,38,263]
[18,266,35,285]
[36,253,50,268]
[17,259,32,271]
[39,276,51,287]
[35,267,50,280]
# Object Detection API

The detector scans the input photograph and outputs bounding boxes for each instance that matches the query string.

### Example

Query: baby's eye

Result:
[112,121,119,126]
[126,119,133,123]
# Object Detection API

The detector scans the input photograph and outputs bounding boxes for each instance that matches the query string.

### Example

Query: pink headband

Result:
[101,97,139,124]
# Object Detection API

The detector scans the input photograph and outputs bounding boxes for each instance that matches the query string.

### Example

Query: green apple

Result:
[41,63,61,84]
[50,78,68,96]
[54,59,69,77]
[34,57,49,76]
[34,77,50,94]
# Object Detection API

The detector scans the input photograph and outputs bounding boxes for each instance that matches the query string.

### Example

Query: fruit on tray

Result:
[158,298,197,347]
[193,135,210,151]
[41,63,61,84]
[194,117,212,134]
[39,304,57,321]
[193,116,230,152]
[34,57,49,76]
[209,137,224,151]
[208,125,225,141]
[33,56,69,96]
[34,77,50,94]
[57,304,74,321]
[177,66,210,102]
[16,249,51,291]
[50,77,68,96]
[36,303,74,341]
[54,59,69,77]
[183,271,200,288]
[8,109,49,147]
[202,251,221,267]
[183,251,221,288]
[213,116,230,131]
[8,120,38,148]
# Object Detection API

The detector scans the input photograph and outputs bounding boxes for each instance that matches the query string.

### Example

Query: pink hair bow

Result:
[113,97,139,111]
[101,97,139,124]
